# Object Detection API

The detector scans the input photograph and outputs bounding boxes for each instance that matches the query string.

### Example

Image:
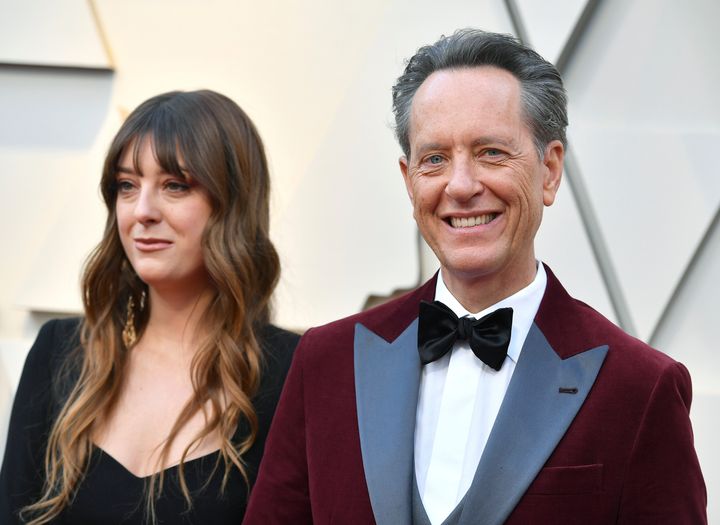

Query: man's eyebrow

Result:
[415,143,445,156]
[470,136,516,148]
[414,136,517,156]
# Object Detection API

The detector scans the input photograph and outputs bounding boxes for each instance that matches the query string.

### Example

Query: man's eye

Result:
[427,154,444,164]
[485,149,501,156]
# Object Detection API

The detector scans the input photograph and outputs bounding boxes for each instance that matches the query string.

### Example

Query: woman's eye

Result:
[115,180,135,193]
[165,180,190,192]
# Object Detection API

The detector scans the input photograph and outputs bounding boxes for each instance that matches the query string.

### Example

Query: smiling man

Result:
[245,29,706,525]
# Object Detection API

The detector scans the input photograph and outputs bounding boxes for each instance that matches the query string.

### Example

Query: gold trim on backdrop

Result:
[117,105,129,122]
[87,0,116,70]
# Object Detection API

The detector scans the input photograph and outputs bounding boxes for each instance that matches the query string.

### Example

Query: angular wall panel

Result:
[0,0,111,69]
[1,66,115,315]
[507,0,591,64]
[535,181,616,324]
[569,127,720,340]
[0,68,113,149]
[652,211,720,390]
[273,0,516,327]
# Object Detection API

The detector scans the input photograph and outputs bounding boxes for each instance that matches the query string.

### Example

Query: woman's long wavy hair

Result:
[21,90,280,524]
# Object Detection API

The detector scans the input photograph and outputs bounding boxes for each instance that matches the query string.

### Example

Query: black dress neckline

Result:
[93,444,224,481]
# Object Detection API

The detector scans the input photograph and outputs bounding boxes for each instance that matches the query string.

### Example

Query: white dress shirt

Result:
[414,263,547,525]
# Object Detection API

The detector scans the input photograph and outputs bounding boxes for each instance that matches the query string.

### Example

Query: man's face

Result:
[400,66,563,297]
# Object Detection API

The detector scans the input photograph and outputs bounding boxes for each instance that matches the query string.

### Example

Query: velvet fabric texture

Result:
[244,265,706,524]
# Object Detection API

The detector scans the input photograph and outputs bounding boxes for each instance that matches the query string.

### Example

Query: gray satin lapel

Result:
[459,324,608,525]
[354,319,421,525]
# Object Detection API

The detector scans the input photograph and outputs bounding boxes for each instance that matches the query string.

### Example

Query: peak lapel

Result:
[459,324,608,525]
[354,319,421,525]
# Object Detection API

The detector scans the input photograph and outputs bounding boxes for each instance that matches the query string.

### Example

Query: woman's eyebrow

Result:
[115,166,138,175]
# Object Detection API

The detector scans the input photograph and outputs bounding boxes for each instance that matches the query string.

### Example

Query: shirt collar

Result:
[433,262,547,364]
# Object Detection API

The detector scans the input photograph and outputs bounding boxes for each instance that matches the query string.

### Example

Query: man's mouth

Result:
[448,213,498,228]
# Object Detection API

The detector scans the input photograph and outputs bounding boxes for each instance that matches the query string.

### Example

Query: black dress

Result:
[0,318,299,524]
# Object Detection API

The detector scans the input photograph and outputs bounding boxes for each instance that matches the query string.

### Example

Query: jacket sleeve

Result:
[618,361,707,524]
[243,329,314,524]
[0,320,62,524]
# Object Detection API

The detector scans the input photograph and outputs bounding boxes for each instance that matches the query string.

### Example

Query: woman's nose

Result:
[133,187,162,224]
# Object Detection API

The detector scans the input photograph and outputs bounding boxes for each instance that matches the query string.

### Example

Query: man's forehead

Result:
[413,66,521,104]
[407,66,525,150]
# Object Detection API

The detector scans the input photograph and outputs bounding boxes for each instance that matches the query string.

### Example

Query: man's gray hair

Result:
[392,28,568,158]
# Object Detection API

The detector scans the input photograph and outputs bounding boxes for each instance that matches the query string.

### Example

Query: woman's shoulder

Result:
[257,324,300,378]
[26,317,82,372]
[35,316,82,347]
[259,324,300,349]
[7,318,83,440]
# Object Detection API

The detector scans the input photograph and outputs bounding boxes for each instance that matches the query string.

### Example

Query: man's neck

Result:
[440,260,538,314]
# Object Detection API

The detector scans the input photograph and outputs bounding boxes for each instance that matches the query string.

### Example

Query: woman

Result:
[0,90,299,524]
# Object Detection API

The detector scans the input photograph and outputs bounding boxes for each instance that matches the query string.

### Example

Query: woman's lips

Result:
[134,238,172,252]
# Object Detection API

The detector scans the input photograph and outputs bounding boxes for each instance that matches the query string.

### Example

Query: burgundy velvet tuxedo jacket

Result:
[244,266,706,524]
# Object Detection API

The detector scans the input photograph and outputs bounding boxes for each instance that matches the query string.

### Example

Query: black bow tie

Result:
[417,300,513,370]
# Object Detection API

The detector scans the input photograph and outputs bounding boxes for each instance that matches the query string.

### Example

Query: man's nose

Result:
[444,157,483,202]
[133,187,162,224]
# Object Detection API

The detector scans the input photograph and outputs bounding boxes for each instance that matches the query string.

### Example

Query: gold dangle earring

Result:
[122,295,137,348]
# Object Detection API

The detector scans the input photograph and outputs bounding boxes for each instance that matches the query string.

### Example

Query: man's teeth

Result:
[450,214,497,228]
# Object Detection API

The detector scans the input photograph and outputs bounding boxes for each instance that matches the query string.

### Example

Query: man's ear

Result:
[541,140,564,206]
[399,155,414,205]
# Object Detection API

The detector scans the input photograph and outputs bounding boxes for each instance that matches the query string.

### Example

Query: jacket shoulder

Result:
[538,267,680,382]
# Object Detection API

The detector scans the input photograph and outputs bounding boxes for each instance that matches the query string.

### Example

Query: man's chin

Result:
[439,259,501,283]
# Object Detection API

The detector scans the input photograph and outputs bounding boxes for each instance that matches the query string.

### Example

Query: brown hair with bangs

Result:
[22,90,280,524]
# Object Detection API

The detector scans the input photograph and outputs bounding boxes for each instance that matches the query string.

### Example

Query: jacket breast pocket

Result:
[525,463,603,495]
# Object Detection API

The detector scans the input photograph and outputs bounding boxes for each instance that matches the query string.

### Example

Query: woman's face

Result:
[115,137,213,293]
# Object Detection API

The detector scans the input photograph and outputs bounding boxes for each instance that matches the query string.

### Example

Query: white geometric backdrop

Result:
[0,0,716,519]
